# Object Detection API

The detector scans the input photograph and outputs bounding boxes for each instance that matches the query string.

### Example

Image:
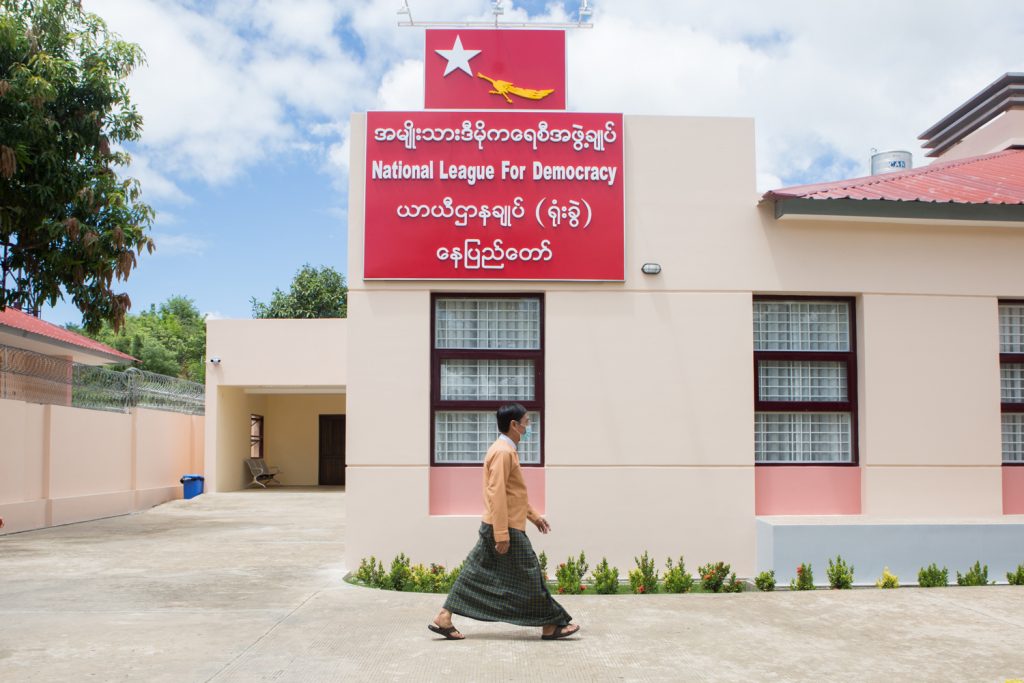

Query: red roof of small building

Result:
[763,149,1024,204]
[0,306,136,362]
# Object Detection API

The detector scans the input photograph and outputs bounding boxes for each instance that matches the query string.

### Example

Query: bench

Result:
[245,458,283,488]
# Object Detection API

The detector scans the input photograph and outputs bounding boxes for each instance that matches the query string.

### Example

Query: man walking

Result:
[429,403,580,641]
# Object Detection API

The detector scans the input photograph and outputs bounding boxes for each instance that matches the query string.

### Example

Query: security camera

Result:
[209,357,221,365]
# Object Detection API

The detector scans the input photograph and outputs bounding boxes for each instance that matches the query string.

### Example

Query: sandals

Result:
[427,623,464,640]
[541,624,580,640]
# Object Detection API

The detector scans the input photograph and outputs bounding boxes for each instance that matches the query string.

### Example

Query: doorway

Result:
[318,414,346,485]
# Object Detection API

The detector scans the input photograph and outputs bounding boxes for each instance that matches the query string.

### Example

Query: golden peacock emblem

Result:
[477,72,555,104]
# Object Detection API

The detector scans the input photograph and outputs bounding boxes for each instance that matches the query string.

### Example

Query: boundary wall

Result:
[0,398,204,534]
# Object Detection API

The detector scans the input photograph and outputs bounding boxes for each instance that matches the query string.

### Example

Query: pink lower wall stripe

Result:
[430,466,546,516]
[1003,466,1024,514]
[755,466,861,515]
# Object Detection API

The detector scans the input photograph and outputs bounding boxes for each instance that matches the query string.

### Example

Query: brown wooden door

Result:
[319,415,346,486]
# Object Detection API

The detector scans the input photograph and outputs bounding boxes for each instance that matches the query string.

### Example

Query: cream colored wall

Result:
[859,295,1003,516]
[205,319,346,387]
[204,318,346,491]
[344,113,1024,573]
[214,387,266,492]
[264,394,346,485]
[933,108,1024,162]
[0,399,204,534]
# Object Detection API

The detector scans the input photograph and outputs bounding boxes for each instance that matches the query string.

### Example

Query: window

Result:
[250,415,264,459]
[753,297,857,463]
[1000,301,1024,463]
[431,295,543,465]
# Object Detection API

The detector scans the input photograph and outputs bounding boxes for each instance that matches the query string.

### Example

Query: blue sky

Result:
[46,0,1024,326]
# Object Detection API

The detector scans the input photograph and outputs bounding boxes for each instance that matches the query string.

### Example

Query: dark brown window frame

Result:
[753,295,859,466]
[250,414,265,459]
[1000,299,1024,466]
[430,292,545,467]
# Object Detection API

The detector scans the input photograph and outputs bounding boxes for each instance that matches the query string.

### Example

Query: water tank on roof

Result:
[870,150,913,176]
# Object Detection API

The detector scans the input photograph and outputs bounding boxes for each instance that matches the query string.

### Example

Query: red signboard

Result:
[424,29,566,111]
[364,111,624,281]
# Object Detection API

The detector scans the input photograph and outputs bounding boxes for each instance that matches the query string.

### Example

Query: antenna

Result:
[397,0,594,29]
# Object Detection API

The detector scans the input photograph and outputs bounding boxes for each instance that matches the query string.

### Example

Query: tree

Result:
[0,0,154,333]
[69,295,207,382]
[251,264,347,319]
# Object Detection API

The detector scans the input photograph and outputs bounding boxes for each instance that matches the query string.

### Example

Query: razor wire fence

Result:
[0,343,204,415]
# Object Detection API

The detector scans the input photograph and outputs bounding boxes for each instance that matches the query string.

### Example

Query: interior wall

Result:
[215,387,267,492]
[264,394,347,485]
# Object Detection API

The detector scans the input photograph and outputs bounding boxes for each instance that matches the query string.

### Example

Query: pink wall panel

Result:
[755,466,861,515]
[430,466,546,516]
[1003,466,1024,515]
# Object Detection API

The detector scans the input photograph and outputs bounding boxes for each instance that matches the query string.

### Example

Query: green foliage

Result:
[387,552,412,591]
[629,551,658,594]
[698,561,736,593]
[956,561,991,587]
[0,0,154,331]
[663,556,695,594]
[555,551,588,595]
[917,563,949,588]
[68,295,206,381]
[592,557,619,595]
[790,562,815,590]
[754,570,776,592]
[407,563,459,593]
[722,572,744,593]
[1008,563,1024,586]
[538,550,548,581]
[355,556,387,589]
[251,263,347,319]
[826,555,855,589]
[876,567,899,589]
[354,556,459,593]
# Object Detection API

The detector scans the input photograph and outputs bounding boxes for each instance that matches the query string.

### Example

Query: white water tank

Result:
[870,150,912,175]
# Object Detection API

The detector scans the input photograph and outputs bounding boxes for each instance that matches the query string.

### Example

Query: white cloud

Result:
[150,232,208,257]
[84,0,1024,196]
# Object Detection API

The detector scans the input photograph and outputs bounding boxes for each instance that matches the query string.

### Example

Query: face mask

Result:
[516,422,530,439]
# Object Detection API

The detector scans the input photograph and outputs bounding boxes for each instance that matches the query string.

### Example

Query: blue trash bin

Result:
[180,474,204,500]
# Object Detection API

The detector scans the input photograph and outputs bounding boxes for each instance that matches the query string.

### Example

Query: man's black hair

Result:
[496,403,528,434]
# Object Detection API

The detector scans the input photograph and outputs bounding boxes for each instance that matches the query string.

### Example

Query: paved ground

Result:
[1,489,1023,682]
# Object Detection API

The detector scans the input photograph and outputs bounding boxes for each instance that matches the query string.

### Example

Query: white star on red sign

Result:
[435,35,481,77]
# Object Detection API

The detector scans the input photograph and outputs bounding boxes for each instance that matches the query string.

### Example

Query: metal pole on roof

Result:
[397,0,593,29]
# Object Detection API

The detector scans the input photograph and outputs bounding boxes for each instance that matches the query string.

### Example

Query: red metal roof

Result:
[764,149,1024,204]
[0,306,136,362]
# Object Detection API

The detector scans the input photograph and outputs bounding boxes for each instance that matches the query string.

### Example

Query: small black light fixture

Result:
[641,263,662,275]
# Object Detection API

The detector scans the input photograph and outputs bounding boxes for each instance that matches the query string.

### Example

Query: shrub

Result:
[790,563,815,590]
[538,551,549,581]
[1008,563,1024,586]
[698,561,734,593]
[629,551,659,594]
[722,572,744,593]
[555,551,589,595]
[355,556,387,588]
[663,557,695,594]
[876,567,899,589]
[593,557,620,595]
[826,555,855,589]
[754,570,776,592]
[956,561,991,586]
[442,563,462,593]
[388,552,412,591]
[917,563,949,588]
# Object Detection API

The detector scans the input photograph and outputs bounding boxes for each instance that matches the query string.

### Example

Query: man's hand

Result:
[533,517,551,534]
[495,540,510,554]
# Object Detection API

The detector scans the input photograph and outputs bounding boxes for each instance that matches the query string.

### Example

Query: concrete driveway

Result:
[1,488,1022,682]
